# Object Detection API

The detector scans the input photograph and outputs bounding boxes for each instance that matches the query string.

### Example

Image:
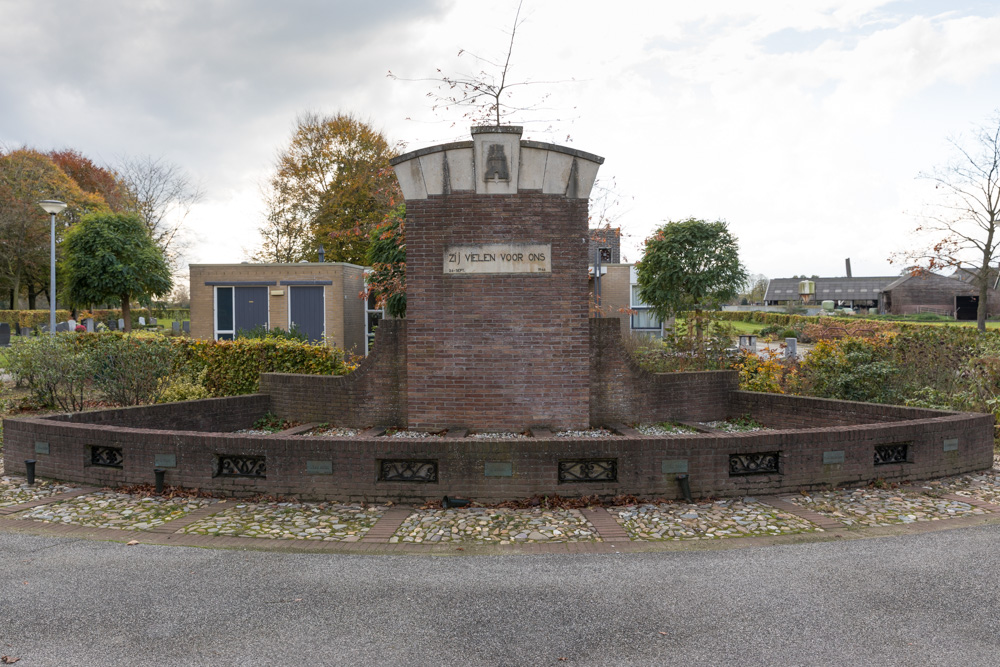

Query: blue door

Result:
[235,286,268,336]
[289,285,324,342]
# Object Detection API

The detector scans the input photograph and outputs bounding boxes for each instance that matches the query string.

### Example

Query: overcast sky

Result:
[3,0,1000,280]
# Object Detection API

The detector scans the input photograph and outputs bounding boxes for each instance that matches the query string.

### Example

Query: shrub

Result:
[236,323,308,342]
[798,334,900,403]
[89,333,178,406]
[157,372,210,403]
[176,337,350,396]
[3,334,91,411]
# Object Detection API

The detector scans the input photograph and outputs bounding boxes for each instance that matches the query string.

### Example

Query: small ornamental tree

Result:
[62,212,173,332]
[636,218,747,348]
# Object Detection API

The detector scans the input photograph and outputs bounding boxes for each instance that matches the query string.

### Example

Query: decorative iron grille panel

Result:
[379,460,438,483]
[558,459,618,483]
[874,444,908,465]
[729,452,780,476]
[218,455,266,477]
[90,446,123,468]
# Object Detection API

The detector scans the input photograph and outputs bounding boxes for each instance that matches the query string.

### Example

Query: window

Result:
[599,247,612,262]
[630,283,662,334]
[215,286,234,340]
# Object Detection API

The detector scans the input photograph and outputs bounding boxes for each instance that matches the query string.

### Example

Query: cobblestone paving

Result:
[181,502,383,540]
[634,422,698,436]
[16,492,213,530]
[784,488,987,527]
[612,499,819,540]
[391,508,601,544]
[915,457,1000,506]
[0,475,77,507]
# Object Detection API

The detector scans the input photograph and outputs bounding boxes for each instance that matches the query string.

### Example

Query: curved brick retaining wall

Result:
[3,317,993,502]
[3,395,991,502]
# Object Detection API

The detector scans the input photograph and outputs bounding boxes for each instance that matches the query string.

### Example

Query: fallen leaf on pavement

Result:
[2,655,21,664]
[126,540,140,546]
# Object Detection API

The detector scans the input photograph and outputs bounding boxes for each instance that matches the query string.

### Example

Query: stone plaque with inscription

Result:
[444,243,551,274]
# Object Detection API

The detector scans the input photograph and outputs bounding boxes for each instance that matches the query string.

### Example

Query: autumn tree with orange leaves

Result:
[251,112,401,265]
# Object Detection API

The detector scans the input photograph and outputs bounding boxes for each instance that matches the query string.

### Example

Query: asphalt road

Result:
[2,527,999,666]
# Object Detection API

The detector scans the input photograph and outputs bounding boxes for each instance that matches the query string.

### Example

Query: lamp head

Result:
[38,200,67,215]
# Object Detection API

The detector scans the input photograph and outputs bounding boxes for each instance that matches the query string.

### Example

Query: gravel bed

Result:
[0,475,78,507]
[634,422,698,436]
[785,488,986,527]
[699,420,770,433]
[612,499,818,540]
[16,492,214,530]
[304,426,360,437]
[386,430,446,438]
[553,428,617,438]
[468,431,529,440]
[181,502,383,540]
[391,508,600,544]
[233,428,274,435]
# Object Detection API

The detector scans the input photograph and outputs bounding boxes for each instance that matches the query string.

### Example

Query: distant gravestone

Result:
[138,316,146,327]
[182,321,190,334]
[172,321,180,334]
[20,327,30,337]
[150,317,157,326]
[67,319,76,330]
[118,318,125,330]
[55,322,69,333]
[0,323,9,347]
[84,318,94,333]
[785,337,798,360]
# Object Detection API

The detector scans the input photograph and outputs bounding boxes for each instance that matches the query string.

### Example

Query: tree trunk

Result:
[978,280,989,333]
[121,296,132,333]
[27,284,36,310]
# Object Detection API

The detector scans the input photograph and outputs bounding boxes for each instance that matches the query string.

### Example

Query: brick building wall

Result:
[588,227,621,264]
[885,272,1000,316]
[189,262,367,354]
[590,264,632,333]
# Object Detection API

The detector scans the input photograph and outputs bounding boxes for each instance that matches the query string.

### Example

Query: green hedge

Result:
[0,310,73,329]
[176,337,351,396]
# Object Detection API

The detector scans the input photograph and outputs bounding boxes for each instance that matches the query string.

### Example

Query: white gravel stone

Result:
[16,491,213,530]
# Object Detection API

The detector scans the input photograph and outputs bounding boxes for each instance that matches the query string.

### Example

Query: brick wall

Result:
[589,318,736,424]
[4,405,991,502]
[731,391,947,428]
[406,193,591,430]
[188,263,367,354]
[259,319,407,427]
[50,395,271,431]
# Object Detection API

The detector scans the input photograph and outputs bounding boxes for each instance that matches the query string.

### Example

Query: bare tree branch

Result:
[894,110,1000,331]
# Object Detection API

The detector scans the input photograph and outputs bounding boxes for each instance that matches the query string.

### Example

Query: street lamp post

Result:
[38,200,67,335]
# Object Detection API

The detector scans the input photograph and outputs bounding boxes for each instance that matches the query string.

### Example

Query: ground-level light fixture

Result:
[38,200,67,335]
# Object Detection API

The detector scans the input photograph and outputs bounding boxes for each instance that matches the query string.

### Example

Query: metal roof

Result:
[764,276,898,301]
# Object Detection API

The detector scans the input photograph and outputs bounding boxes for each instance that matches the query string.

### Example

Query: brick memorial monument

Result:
[392,126,604,430]
[2,126,993,502]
